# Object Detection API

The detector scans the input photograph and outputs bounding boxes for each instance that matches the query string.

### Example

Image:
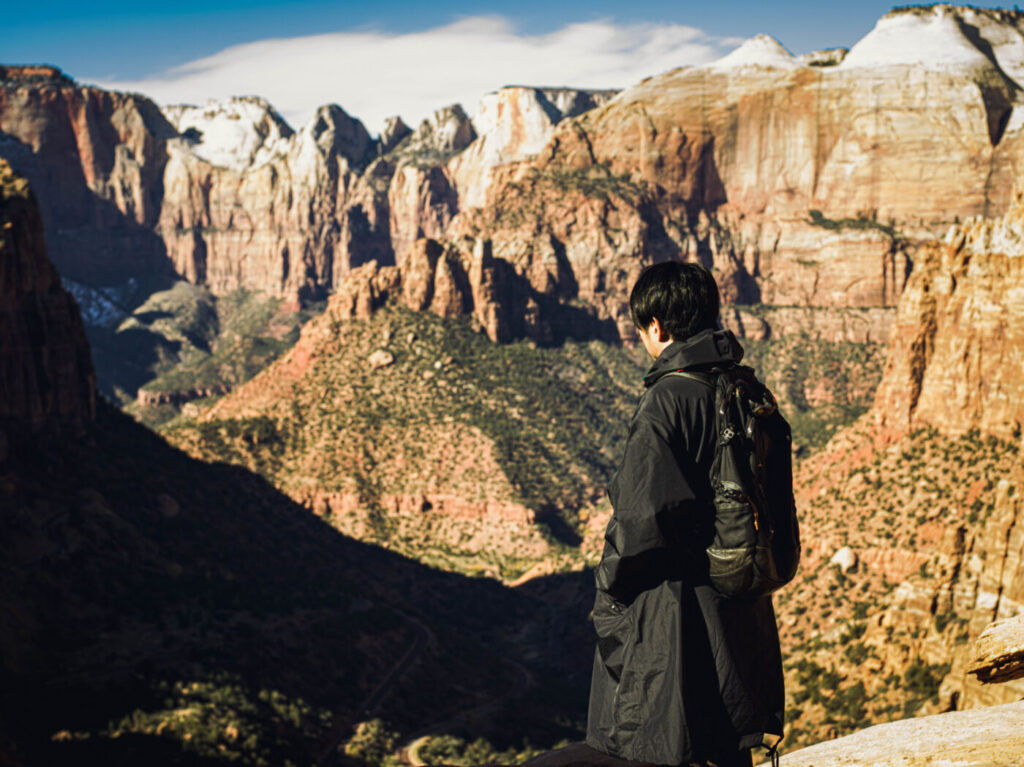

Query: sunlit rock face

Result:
[411,6,1024,342]
[0,65,176,285]
[158,98,382,299]
[451,86,618,208]
[5,6,1024,334]
[872,199,1024,439]
[0,158,95,438]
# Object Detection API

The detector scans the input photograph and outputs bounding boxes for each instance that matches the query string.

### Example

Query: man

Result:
[586,262,784,767]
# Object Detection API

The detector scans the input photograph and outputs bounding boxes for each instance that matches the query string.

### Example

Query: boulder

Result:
[969,615,1024,684]
[368,349,394,370]
[830,546,858,574]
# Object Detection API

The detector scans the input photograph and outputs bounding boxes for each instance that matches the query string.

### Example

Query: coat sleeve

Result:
[594,402,701,604]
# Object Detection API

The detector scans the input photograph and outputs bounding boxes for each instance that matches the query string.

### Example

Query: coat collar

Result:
[642,328,744,388]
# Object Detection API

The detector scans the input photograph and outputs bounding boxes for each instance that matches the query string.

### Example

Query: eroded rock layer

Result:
[4,6,1024,344]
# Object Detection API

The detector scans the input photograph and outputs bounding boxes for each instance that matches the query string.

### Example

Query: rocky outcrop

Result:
[136,383,230,407]
[390,104,476,165]
[451,86,619,208]
[778,699,1024,767]
[872,198,1024,437]
[0,159,95,439]
[798,48,848,67]
[969,615,1024,684]
[379,116,412,154]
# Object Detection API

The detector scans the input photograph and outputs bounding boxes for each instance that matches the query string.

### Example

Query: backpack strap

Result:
[660,369,716,389]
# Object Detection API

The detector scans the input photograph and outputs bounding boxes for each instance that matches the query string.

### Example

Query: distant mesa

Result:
[0,63,74,85]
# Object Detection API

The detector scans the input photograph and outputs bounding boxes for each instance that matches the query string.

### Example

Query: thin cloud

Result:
[90,16,733,134]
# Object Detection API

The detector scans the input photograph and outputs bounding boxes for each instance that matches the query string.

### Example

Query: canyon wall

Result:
[0,65,175,285]
[0,158,95,442]
[872,202,1024,438]
[781,192,1024,742]
[865,200,1024,710]
[4,5,1024,346]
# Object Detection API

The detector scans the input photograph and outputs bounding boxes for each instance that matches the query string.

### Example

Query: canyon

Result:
[3,3,1024,764]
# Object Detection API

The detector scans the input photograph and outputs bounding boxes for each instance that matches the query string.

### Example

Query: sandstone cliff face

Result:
[439,5,1024,342]
[776,187,1024,744]
[158,99,383,298]
[872,200,1024,437]
[0,65,175,285]
[9,6,1023,343]
[0,158,95,439]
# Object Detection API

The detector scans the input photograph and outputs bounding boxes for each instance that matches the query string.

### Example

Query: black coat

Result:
[586,329,784,766]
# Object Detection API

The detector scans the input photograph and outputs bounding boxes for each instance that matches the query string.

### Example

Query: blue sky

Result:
[7,1,931,76]
[7,1,1021,133]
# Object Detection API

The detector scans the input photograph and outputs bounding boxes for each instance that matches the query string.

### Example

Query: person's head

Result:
[629,261,721,358]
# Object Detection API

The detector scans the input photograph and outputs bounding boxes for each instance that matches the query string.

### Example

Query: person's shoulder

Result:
[648,371,715,401]
[638,372,715,418]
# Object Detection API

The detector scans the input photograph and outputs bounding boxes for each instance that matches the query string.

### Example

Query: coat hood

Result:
[642,328,744,388]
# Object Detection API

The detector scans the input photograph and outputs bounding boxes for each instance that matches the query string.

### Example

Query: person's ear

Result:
[650,317,670,342]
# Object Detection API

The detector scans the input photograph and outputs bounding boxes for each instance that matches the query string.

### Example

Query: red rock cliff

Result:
[0,158,95,439]
[0,65,175,285]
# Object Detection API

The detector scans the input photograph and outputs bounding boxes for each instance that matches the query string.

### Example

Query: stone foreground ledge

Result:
[969,615,1024,685]
[773,700,1024,767]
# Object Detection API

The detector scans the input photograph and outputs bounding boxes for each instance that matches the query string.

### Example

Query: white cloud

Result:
[89,16,733,135]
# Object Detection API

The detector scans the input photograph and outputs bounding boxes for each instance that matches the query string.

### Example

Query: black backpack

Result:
[665,365,801,599]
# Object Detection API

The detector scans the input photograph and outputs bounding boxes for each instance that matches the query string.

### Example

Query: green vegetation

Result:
[533,161,648,203]
[345,719,401,766]
[417,734,561,766]
[741,330,885,452]
[806,209,898,239]
[110,677,332,766]
[902,659,950,707]
[778,425,1021,750]
[164,302,646,576]
[496,161,650,226]
[87,281,322,426]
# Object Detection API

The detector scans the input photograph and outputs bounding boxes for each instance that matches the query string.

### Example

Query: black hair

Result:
[629,261,721,341]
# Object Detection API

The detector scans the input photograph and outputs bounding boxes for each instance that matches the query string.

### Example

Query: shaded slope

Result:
[1,399,542,766]
[0,157,585,766]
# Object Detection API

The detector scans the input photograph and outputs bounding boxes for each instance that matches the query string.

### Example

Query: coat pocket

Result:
[593,590,631,682]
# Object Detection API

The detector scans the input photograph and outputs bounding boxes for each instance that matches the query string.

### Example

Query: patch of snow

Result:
[164,96,295,172]
[840,6,1003,77]
[64,279,129,328]
[707,34,800,71]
